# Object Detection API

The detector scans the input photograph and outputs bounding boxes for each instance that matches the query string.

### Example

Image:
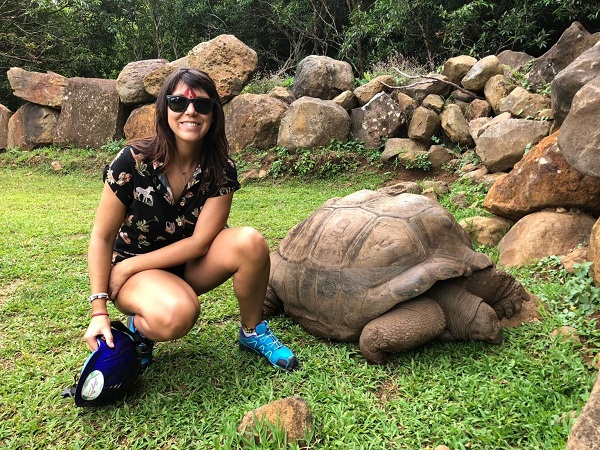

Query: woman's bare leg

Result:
[115,269,200,342]
[184,226,270,329]
[184,226,297,370]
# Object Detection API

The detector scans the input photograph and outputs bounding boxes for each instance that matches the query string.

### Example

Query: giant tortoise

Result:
[264,189,529,364]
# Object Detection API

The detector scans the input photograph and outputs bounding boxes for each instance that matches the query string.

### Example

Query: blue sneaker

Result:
[239,320,299,371]
[127,316,155,371]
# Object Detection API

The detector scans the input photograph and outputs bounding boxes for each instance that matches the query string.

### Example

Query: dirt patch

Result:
[501,294,545,329]
[383,166,459,186]
[375,379,400,403]
[0,279,23,305]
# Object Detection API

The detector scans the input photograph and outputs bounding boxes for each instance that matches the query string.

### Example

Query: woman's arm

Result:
[108,192,234,296]
[84,182,127,350]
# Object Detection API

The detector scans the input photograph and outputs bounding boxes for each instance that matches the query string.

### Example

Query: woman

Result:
[84,68,298,372]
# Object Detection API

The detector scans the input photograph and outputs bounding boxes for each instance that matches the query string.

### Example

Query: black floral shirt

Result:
[103,146,240,259]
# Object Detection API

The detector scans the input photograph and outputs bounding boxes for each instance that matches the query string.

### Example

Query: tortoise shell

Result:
[268,190,492,340]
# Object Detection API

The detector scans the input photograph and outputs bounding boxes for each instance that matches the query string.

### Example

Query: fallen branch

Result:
[378,68,485,101]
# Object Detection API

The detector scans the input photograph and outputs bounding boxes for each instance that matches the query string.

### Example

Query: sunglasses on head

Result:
[166,95,215,114]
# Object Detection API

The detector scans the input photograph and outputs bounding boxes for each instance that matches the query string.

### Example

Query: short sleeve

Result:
[102,147,136,206]
[216,158,241,196]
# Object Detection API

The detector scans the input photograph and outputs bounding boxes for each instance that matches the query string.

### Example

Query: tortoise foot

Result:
[456,267,530,319]
[359,297,445,364]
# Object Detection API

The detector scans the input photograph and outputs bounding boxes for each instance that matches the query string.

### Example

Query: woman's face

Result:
[167,81,213,149]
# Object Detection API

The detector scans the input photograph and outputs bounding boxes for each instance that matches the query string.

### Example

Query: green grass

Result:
[0,159,598,449]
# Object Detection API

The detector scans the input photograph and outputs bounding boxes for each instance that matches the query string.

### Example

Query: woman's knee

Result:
[146,295,200,340]
[236,227,269,259]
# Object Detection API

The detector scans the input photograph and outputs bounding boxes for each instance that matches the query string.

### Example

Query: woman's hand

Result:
[84,315,114,351]
[108,259,132,299]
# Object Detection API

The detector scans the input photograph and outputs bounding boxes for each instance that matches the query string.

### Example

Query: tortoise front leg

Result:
[428,281,503,344]
[359,297,446,364]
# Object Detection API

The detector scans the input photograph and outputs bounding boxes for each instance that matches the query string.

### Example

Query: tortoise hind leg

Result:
[455,266,530,319]
[359,297,446,364]
[263,252,285,318]
[263,284,284,318]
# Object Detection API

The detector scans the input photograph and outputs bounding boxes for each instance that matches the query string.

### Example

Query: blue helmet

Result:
[67,322,142,407]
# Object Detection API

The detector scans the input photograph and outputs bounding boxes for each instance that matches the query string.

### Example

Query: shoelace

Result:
[256,329,283,349]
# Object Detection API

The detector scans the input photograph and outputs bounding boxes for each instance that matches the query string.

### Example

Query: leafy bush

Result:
[242,73,294,95]
[240,140,386,180]
[562,262,600,321]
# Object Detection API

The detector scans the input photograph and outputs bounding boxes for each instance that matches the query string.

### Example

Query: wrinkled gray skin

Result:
[264,190,529,364]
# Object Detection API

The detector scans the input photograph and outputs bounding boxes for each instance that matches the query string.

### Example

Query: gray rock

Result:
[277,97,350,150]
[292,55,354,100]
[116,59,168,105]
[476,118,550,172]
[54,77,127,148]
[552,44,600,126]
[558,75,600,178]
[350,92,405,149]
[225,93,288,152]
[7,103,59,150]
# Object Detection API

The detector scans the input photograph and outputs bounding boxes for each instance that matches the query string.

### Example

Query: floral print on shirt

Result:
[104,146,240,258]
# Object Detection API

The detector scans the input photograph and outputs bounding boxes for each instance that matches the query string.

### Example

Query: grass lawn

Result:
[0,160,598,449]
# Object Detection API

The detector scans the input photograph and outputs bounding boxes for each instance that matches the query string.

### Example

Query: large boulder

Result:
[392,91,419,118]
[484,75,517,114]
[475,118,550,173]
[353,75,396,106]
[277,97,350,150]
[116,59,168,105]
[558,75,600,178]
[552,43,600,126]
[350,92,405,149]
[143,56,190,98]
[187,34,258,101]
[565,370,600,450]
[268,86,295,105]
[398,74,453,104]
[498,211,596,268]
[591,219,600,287]
[484,132,600,220]
[407,106,440,145]
[464,98,493,122]
[123,104,156,141]
[54,77,128,148]
[459,215,514,248]
[224,93,288,152]
[381,138,427,163]
[440,104,473,147]
[498,86,551,118]
[0,104,11,149]
[469,112,511,141]
[7,68,67,109]
[496,50,534,72]
[7,103,59,150]
[332,90,357,111]
[292,55,354,100]
[461,55,504,92]
[528,21,600,89]
[441,55,478,84]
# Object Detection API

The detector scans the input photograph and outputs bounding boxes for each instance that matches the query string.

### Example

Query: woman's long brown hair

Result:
[129,68,232,191]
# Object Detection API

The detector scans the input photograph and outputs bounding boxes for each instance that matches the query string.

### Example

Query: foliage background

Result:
[2,0,600,111]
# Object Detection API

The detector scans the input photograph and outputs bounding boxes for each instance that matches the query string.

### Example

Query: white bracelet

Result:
[88,293,110,303]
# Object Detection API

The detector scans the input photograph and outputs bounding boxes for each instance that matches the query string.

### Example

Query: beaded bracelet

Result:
[91,312,109,318]
[88,293,110,303]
